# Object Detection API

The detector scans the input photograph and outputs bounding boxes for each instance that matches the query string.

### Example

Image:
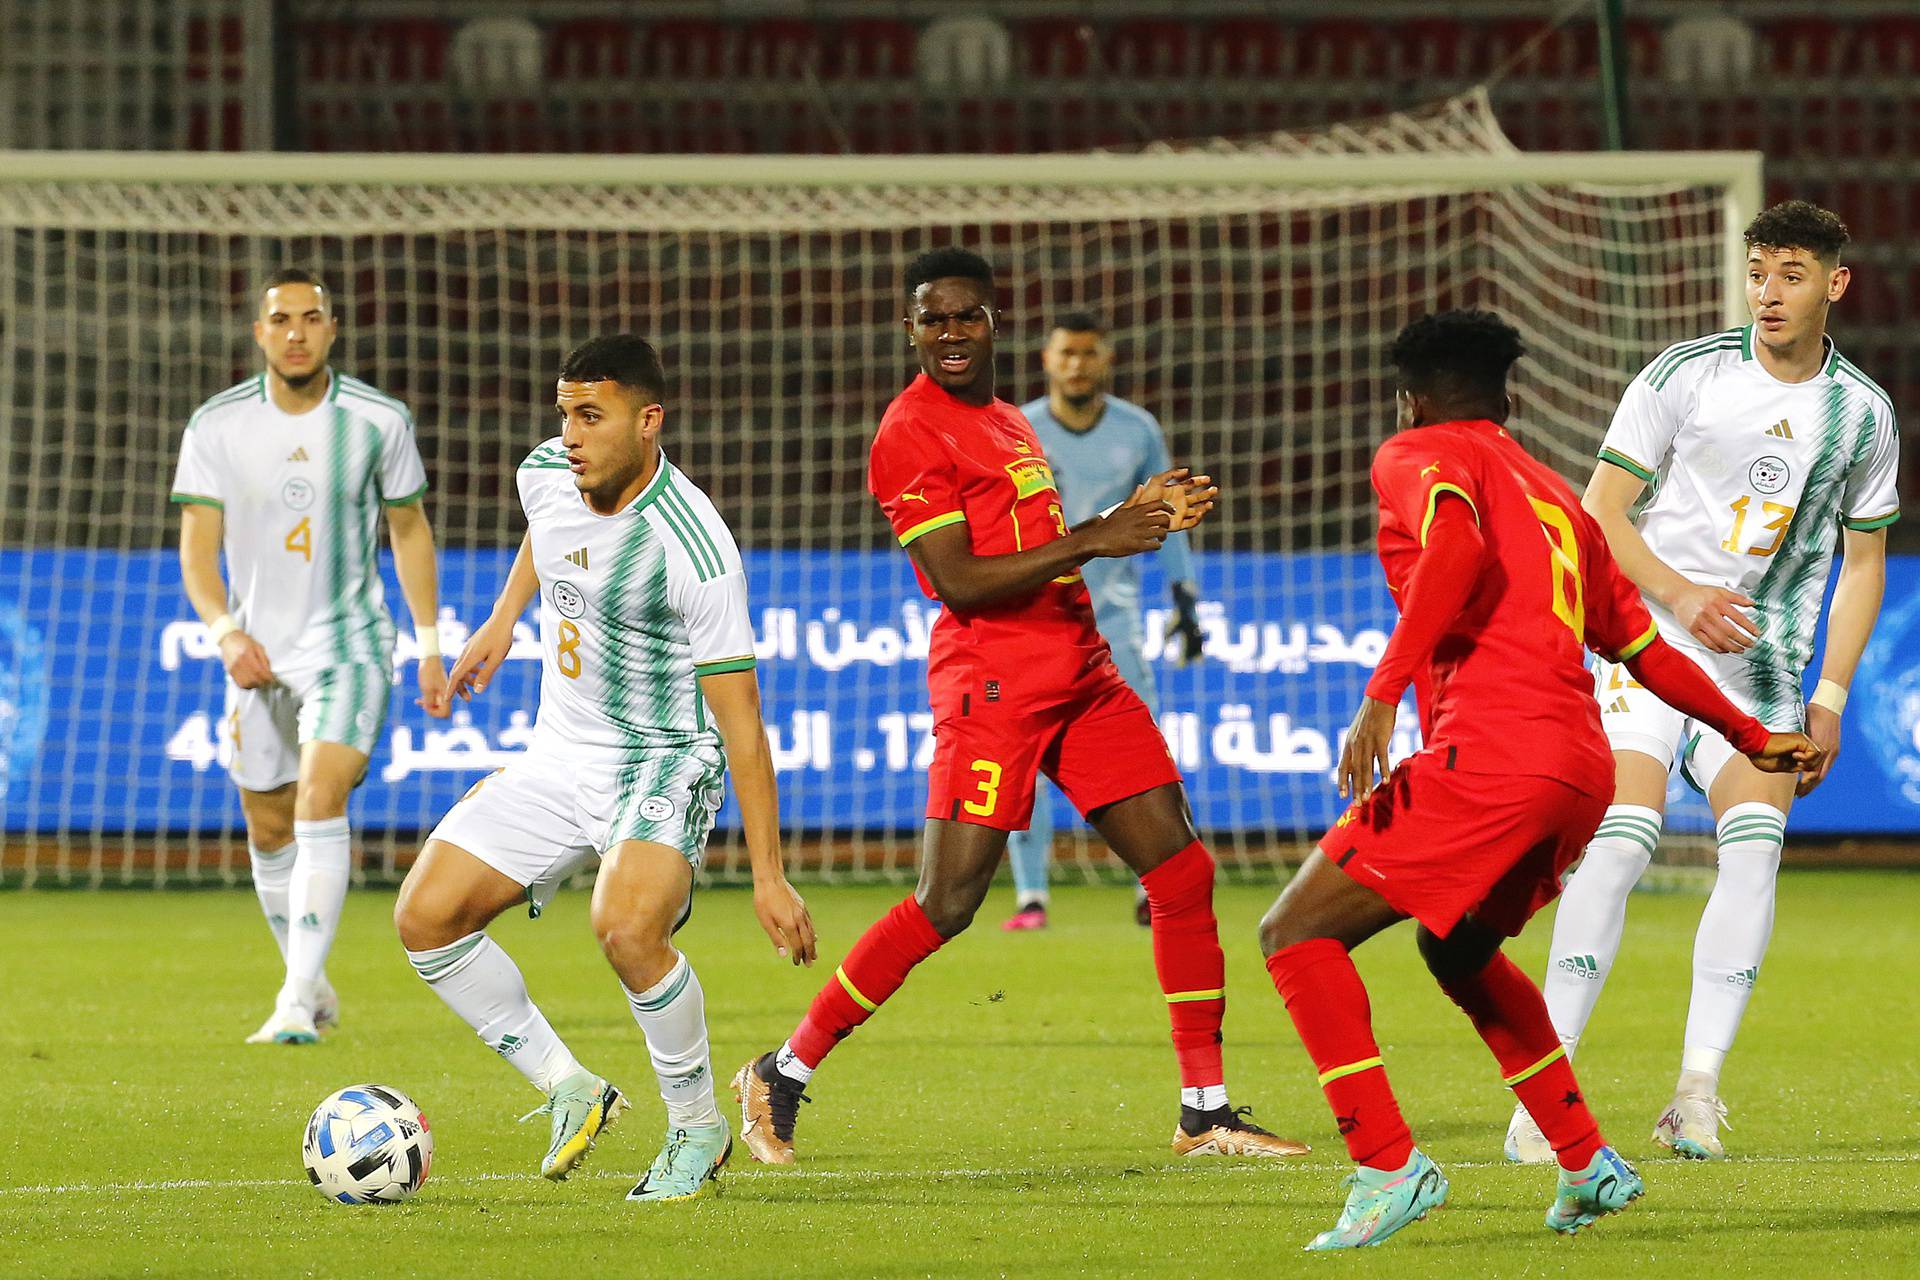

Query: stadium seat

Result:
[825,19,918,80]
[1106,20,1195,79]
[1200,17,1292,78]
[1018,17,1094,78]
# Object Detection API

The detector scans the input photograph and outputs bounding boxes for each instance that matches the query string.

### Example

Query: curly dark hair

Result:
[1388,310,1525,404]
[905,246,995,293]
[1744,200,1850,264]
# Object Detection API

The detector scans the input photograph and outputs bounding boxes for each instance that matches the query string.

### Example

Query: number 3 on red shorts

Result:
[963,759,1002,817]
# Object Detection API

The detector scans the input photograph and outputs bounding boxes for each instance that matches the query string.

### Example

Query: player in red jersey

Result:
[733,247,1309,1165]
[1256,312,1821,1250]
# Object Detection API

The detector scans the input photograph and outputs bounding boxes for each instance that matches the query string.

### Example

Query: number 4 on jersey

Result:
[284,517,312,563]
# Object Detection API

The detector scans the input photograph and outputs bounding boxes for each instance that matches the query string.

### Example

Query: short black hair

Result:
[905,247,994,294]
[1389,310,1525,404]
[260,268,330,309]
[558,334,667,404]
[1745,200,1850,265]
[1050,311,1105,337]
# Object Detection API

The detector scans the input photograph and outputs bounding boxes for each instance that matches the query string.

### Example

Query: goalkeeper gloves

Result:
[1166,581,1205,667]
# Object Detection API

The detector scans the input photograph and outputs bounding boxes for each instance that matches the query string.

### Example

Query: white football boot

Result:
[1653,1091,1729,1160]
[1504,1101,1555,1165]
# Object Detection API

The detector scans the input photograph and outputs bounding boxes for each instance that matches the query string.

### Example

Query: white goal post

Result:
[0,141,1762,886]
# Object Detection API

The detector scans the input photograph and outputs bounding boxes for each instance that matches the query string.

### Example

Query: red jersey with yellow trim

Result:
[869,374,1113,709]
[1371,418,1659,791]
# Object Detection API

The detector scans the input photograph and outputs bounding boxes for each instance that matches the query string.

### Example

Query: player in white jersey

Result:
[1507,202,1899,1163]
[1002,314,1205,931]
[393,335,816,1203]
[172,270,449,1047]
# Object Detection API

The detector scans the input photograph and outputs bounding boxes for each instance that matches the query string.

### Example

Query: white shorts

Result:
[1593,641,1804,795]
[428,743,726,915]
[225,661,391,791]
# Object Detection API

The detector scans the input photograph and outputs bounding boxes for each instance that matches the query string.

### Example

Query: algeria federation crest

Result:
[638,795,675,822]
[1748,455,1790,495]
[551,579,586,619]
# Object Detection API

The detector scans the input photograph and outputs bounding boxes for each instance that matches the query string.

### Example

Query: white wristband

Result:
[208,614,240,644]
[1809,679,1848,715]
[415,625,441,659]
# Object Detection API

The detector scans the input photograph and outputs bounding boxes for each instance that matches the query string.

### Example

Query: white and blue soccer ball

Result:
[302,1084,434,1204]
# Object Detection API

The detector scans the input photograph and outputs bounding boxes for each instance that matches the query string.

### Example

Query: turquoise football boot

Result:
[627,1121,732,1203]
[1546,1145,1645,1234]
[1304,1149,1450,1251]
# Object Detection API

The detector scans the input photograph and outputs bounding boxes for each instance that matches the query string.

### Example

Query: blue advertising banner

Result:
[3,548,1917,836]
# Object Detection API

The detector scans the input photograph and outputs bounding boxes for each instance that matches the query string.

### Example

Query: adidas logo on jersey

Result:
[565,547,589,569]
[287,446,310,462]
[1764,419,1793,439]
[1606,697,1631,714]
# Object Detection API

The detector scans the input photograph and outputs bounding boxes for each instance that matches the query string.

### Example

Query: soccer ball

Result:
[302,1084,433,1204]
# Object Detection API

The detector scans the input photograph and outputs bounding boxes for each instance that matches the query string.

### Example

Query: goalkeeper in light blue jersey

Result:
[1002,313,1204,931]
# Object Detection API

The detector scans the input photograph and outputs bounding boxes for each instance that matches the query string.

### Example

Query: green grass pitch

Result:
[3,871,1916,1277]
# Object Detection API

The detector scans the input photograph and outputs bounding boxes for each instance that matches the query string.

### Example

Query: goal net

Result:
[0,94,1758,886]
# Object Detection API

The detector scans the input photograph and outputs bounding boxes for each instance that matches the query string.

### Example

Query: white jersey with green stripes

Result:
[518,440,756,765]
[1598,324,1900,702]
[170,370,428,682]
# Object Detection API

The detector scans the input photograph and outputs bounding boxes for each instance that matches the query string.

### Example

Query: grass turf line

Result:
[1,871,1916,1278]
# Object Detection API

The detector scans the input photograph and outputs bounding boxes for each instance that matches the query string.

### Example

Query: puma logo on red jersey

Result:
[898,489,929,504]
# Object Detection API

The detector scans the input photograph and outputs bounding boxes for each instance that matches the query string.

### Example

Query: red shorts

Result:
[1316,751,1609,938]
[925,666,1182,831]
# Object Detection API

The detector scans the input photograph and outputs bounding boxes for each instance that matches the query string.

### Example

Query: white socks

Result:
[624,952,722,1128]
[1543,804,1661,1054]
[281,817,351,1009]
[773,1040,815,1085]
[1682,803,1785,1091]
[247,842,296,959]
[407,931,583,1093]
[1182,1084,1229,1112]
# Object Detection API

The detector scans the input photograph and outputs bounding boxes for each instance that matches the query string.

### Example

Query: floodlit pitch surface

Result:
[2,873,1915,1277]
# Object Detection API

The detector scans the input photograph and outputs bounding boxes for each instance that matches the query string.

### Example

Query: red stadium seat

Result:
[642,19,733,80]
[1200,17,1292,78]
[825,19,918,79]
[743,19,821,80]
[1019,17,1094,78]
[1106,19,1194,78]
[1303,20,1387,78]
[547,18,638,80]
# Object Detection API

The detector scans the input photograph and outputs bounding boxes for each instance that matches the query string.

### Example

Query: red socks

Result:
[1265,938,1414,1169]
[1139,841,1227,1090]
[787,896,946,1069]
[1437,951,1603,1171]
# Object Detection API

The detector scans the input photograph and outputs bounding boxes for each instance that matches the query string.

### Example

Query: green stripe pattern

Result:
[1716,810,1786,848]
[408,932,486,980]
[1592,808,1662,856]
[1647,329,1742,391]
[628,959,693,1012]
[1747,376,1877,703]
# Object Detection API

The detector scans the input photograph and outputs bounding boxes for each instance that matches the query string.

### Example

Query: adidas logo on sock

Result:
[1557,954,1602,980]
[494,1033,527,1057]
[297,912,321,928]
[1726,966,1759,988]
[669,1065,709,1090]
[565,547,589,569]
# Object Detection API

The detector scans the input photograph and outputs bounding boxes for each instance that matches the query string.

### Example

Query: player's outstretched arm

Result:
[906,503,1171,611]
[1337,496,1486,800]
[1796,525,1887,795]
[700,669,817,967]
[178,503,273,690]
[387,500,450,718]
[1584,461,1757,654]
[1620,635,1820,774]
[448,533,538,701]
